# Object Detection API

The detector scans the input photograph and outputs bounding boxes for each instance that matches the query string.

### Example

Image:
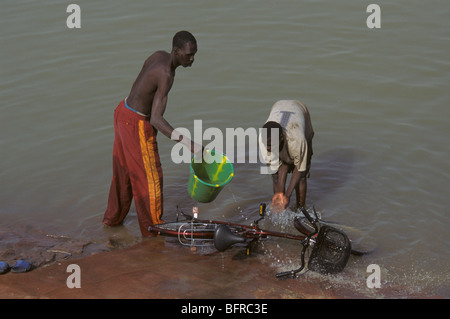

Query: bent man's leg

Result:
[103,105,133,226]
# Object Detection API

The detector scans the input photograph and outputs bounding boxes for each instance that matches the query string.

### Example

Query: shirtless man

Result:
[103,31,201,237]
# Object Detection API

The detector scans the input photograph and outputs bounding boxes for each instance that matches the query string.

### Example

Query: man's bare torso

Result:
[126,51,175,116]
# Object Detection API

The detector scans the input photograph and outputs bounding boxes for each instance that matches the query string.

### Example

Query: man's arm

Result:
[273,164,288,194]
[286,138,309,208]
[285,169,307,208]
[149,74,174,139]
[272,164,307,210]
[150,74,202,154]
[270,164,289,212]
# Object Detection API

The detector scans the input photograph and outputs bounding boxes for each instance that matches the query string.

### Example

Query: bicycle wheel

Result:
[293,216,316,236]
[150,221,221,247]
[294,216,358,237]
[294,217,375,256]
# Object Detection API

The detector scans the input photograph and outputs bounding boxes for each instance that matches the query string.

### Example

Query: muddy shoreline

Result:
[0,225,442,299]
[0,235,336,299]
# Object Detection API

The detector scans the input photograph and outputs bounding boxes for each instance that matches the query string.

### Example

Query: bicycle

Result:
[148,204,367,279]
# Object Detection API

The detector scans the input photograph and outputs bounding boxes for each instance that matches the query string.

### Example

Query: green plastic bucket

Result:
[188,150,234,203]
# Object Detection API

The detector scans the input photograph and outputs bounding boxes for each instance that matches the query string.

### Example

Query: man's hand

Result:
[172,131,204,156]
[271,192,288,213]
[191,140,204,156]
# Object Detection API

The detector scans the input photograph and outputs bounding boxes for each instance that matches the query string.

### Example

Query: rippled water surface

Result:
[1,1,449,297]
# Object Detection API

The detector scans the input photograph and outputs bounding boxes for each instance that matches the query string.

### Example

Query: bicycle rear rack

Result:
[176,222,217,247]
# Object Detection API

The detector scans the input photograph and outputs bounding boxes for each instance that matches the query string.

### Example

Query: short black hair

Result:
[262,121,283,141]
[172,31,197,49]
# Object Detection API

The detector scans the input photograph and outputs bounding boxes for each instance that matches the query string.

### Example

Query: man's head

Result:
[172,31,197,67]
[262,121,284,152]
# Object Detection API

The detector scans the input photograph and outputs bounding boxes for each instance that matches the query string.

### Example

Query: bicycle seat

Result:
[214,225,246,251]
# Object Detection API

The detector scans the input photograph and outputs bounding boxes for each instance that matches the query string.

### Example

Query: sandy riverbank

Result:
[0,236,337,299]
[1,232,442,300]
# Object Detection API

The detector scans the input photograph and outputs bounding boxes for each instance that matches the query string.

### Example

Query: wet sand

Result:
[1,231,439,300]
[0,236,336,299]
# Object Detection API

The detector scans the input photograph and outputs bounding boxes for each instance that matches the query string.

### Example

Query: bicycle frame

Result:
[149,204,309,244]
[148,204,319,278]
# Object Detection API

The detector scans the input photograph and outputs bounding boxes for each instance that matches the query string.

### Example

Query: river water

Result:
[1,0,449,297]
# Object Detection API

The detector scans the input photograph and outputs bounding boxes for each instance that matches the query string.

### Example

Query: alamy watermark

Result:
[66,264,81,288]
[65,2,382,171]
[366,4,381,29]
[170,120,279,175]
[66,4,381,30]
[366,264,382,288]
[66,4,81,29]
[64,263,382,290]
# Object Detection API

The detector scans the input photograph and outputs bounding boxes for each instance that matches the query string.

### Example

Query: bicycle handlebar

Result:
[300,207,314,223]
[275,270,297,279]
[300,207,319,235]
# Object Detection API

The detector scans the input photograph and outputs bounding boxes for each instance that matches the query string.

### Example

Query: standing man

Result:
[103,31,202,237]
[259,100,314,212]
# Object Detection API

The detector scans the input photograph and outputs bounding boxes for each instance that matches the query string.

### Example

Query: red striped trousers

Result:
[103,99,163,236]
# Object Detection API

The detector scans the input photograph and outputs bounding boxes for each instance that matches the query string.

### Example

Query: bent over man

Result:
[103,31,202,236]
[259,100,314,211]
